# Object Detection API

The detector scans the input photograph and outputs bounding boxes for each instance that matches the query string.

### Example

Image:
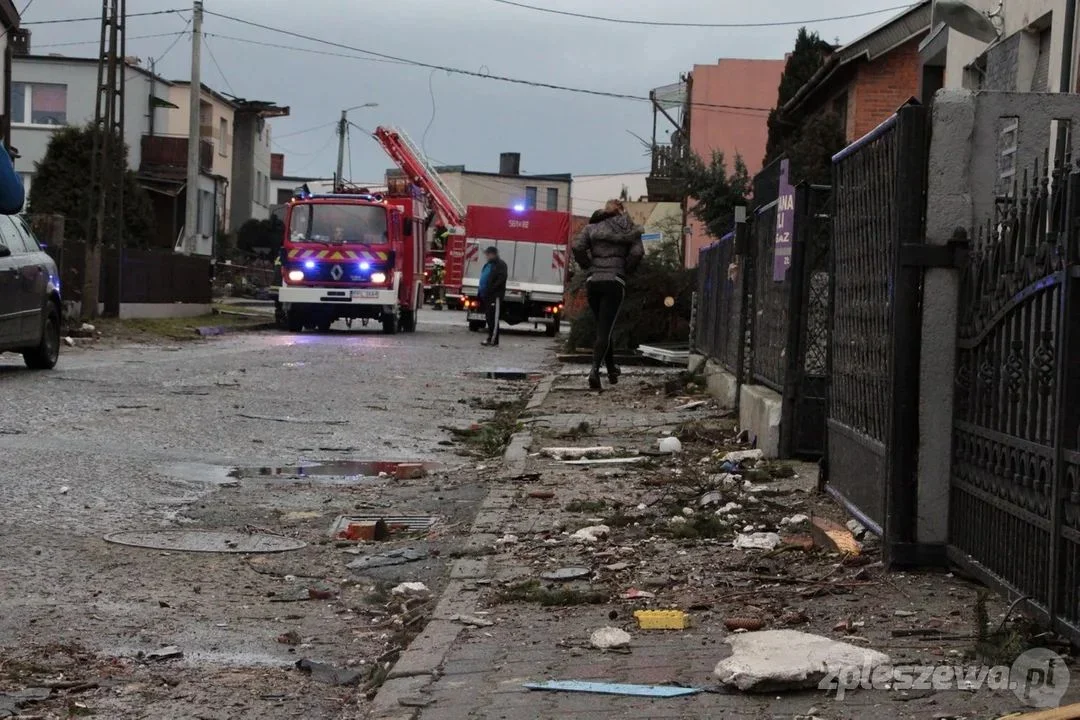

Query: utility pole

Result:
[83,0,124,320]
[334,104,377,192]
[335,110,347,193]
[182,0,203,255]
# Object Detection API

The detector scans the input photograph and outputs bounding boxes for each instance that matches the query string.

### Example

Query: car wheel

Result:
[382,309,399,335]
[24,303,60,370]
[286,308,305,333]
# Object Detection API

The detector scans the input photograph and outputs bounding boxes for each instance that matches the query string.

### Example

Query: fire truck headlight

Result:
[370,272,387,284]
[304,260,316,270]
[287,270,305,283]
[359,261,371,271]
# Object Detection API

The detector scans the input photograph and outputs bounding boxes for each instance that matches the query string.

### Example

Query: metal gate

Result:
[826,104,929,560]
[948,159,1080,644]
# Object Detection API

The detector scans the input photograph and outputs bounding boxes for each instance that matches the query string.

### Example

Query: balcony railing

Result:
[141,135,213,173]
[650,143,684,178]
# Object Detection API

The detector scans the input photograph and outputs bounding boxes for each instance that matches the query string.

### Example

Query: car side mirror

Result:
[0,244,10,258]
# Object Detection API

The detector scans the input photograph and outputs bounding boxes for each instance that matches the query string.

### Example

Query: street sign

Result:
[641,232,662,244]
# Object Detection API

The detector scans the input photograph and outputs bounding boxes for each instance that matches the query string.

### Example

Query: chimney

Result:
[11,28,30,56]
[271,153,285,179]
[499,152,520,176]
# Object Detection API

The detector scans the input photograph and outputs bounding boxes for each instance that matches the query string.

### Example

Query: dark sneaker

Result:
[482,339,498,347]
[588,370,602,390]
[607,366,621,385]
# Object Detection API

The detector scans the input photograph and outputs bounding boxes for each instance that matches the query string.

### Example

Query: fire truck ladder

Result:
[374,126,466,233]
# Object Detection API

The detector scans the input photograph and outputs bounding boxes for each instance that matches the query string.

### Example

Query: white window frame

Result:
[11,82,68,128]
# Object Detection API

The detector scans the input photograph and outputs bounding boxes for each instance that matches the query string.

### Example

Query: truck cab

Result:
[276,188,424,334]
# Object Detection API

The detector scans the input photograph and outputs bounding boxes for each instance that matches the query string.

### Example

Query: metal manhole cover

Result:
[104,531,306,554]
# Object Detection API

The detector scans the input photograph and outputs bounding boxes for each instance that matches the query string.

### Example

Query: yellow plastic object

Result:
[634,610,689,630]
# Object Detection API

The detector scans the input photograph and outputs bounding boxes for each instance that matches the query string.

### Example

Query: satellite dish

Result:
[933,0,1000,43]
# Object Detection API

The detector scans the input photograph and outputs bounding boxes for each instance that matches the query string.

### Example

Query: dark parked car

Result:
[0,216,60,369]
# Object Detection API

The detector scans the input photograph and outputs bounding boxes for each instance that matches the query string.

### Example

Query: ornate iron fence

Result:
[750,202,786,392]
[826,103,930,554]
[694,234,745,377]
[949,156,1080,644]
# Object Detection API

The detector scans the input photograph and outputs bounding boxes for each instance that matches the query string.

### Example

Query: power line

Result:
[155,12,192,64]
[202,31,413,68]
[202,9,772,114]
[24,8,184,25]
[488,0,918,28]
[36,30,185,50]
[275,122,336,139]
[202,35,235,95]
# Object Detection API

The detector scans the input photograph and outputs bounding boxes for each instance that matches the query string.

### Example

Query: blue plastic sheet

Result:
[523,681,700,698]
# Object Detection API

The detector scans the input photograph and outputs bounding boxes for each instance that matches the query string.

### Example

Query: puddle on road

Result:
[466,368,543,381]
[229,460,440,484]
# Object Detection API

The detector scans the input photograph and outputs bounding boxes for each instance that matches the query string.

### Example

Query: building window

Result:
[11,83,67,126]
[264,176,270,205]
[545,188,559,211]
[255,171,263,204]
[218,118,228,157]
[525,186,537,209]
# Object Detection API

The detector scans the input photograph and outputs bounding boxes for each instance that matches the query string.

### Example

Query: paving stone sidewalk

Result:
[399,369,1078,720]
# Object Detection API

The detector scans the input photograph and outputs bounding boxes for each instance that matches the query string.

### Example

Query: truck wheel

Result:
[286,308,305,333]
[545,318,561,337]
[469,320,485,332]
[317,319,333,333]
[274,302,287,329]
[382,310,399,335]
[400,308,417,333]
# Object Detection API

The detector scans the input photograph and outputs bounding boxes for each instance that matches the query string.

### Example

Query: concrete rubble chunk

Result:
[590,627,631,650]
[846,519,867,539]
[571,525,610,543]
[541,446,615,459]
[658,437,683,454]
[733,532,782,551]
[714,630,890,692]
[391,582,430,597]
[721,449,764,464]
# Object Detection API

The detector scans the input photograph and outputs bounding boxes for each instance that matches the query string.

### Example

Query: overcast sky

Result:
[23,1,908,183]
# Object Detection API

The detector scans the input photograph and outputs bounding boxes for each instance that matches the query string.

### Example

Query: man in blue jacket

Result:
[0,144,25,215]
[478,246,508,347]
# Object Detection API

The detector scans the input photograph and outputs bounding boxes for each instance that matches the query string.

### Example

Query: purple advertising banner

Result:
[773,159,795,282]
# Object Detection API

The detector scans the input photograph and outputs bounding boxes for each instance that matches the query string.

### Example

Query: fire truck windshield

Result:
[289,203,388,245]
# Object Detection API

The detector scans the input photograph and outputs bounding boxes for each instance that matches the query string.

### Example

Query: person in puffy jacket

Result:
[572,199,644,390]
[0,144,25,215]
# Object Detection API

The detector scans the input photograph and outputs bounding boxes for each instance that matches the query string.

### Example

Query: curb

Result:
[368,373,556,719]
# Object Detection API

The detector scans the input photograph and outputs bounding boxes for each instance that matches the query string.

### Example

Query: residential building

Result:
[11,53,177,207]
[229,101,289,231]
[387,152,572,214]
[920,0,1075,98]
[0,6,22,145]
[268,152,338,207]
[781,2,931,144]
[572,172,648,218]
[647,59,785,266]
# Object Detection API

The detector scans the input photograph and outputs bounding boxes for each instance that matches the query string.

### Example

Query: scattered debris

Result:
[590,627,632,650]
[714,630,890,692]
[634,610,688,630]
[563,456,646,466]
[394,463,428,480]
[721,448,764,464]
[496,533,520,546]
[781,514,810,528]
[346,547,426,571]
[571,525,610,543]
[295,658,363,686]
[733,532,782,551]
[658,436,683,454]
[59,485,71,495]
[810,517,862,556]
[603,562,631,572]
[527,490,555,500]
[451,614,494,628]
[621,588,656,600]
[541,567,591,582]
[846,518,868,539]
[725,617,766,632]
[398,696,436,708]
[336,519,388,542]
[63,336,75,347]
[277,630,302,646]
[391,582,430,597]
[542,446,615,460]
[524,681,700,698]
[673,400,708,412]
[145,645,183,662]
[329,514,437,540]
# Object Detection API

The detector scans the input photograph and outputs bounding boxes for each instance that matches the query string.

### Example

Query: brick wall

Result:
[985,34,1021,91]
[849,38,924,140]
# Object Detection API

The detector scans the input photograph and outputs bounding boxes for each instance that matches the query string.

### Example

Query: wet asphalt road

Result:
[0,312,553,717]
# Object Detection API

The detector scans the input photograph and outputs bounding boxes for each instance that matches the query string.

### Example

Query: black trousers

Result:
[484,296,502,344]
[587,280,625,371]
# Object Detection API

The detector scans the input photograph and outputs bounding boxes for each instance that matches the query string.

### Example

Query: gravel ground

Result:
[0,312,553,720]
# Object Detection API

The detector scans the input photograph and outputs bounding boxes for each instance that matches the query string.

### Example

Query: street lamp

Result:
[336,103,378,190]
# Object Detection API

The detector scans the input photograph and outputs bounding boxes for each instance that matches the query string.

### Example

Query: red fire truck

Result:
[275,186,425,334]
[373,126,571,334]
